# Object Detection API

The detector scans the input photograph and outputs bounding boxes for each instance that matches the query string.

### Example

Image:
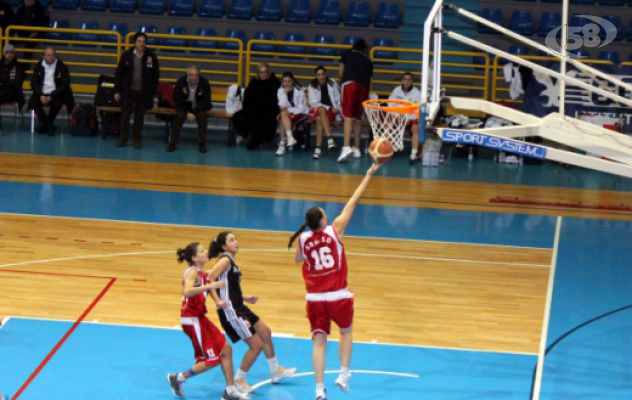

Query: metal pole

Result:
[559,0,569,116]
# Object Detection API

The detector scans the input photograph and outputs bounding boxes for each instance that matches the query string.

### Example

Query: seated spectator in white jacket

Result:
[389,72,422,164]
[225,83,247,145]
[276,72,308,156]
[308,66,341,160]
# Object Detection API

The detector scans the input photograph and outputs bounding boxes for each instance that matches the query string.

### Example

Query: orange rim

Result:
[362,99,419,115]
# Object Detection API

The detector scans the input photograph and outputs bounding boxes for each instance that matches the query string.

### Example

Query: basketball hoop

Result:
[363,99,419,152]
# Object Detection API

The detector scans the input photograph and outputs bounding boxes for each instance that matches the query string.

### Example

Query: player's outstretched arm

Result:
[332,163,381,237]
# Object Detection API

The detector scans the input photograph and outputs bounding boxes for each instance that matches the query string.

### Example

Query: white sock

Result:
[267,356,279,372]
[176,372,186,383]
[411,149,418,157]
[235,369,247,380]
[279,140,286,146]
[286,130,293,138]
[316,382,325,393]
[340,366,350,375]
[226,385,238,395]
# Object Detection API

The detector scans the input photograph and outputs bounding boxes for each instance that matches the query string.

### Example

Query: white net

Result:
[364,101,418,152]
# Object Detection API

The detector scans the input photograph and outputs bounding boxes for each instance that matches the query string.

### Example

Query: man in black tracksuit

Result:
[114,32,159,149]
[0,44,25,108]
[29,47,74,135]
[168,65,212,153]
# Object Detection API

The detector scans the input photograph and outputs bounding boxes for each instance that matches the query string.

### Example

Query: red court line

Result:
[7,274,117,400]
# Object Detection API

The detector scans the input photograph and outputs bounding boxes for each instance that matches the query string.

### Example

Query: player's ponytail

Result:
[288,207,324,249]
[209,231,231,258]
[177,242,199,264]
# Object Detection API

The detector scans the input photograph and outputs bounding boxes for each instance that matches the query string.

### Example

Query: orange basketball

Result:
[368,138,394,165]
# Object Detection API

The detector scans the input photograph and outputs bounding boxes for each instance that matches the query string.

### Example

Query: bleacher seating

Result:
[286,0,311,23]
[509,46,529,55]
[103,23,128,43]
[571,48,591,59]
[223,29,246,52]
[137,24,159,45]
[510,10,534,36]
[52,0,79,10]
[480,9,503,34]
[599,51,620,64]
[110,0,136,13]
[227,0,253,20]
[374,2,401,28]
[315,0,341,25]
[74,21,99,47]
[373,37,396,60]
[282,32,306,56]
[199,0,224,17]
[252,31,277,54]
[600,16,622,41]
[312,34,336,58]
[81,0,107,12]
[599,0,625,5]
[539,12,561,37]
[345,1,370,27]
[169,0,195,16]
[193,28,218,49]
[164,26,187,49]
[140,0,166,15]
[257,0,282,21]
[48,20,71,42]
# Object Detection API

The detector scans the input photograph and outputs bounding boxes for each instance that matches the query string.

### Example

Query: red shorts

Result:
[181,315,226,366]
[306,298,354,336]
[341,81,369,120]
[278,113,308,127]
[310,107,336,123]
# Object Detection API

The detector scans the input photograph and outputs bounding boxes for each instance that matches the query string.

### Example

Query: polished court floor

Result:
[0,128,631,399]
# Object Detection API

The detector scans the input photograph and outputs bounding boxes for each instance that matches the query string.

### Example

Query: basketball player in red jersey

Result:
[288,163,381,400]
[167,242,250,400]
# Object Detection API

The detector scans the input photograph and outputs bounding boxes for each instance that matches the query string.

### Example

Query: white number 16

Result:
[311,247,335,271]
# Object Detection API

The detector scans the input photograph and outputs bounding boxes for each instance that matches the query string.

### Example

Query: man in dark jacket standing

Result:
[168,65,212,153]
[243,62,280,150]
[114,32,159,149]
[0,44,26,108]
[29,47,74,135]
[15,0,49,61]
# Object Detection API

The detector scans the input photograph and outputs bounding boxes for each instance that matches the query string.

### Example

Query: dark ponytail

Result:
[288,206,324,249]
[209,231,231,258]
[177,242,199,264]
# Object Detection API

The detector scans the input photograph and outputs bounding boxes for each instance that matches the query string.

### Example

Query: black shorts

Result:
[217,305,260,343]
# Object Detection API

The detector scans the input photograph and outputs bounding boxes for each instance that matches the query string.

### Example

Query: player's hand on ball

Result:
[244,295,258,304]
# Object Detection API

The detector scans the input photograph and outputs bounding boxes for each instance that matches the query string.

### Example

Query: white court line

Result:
[0,247,548,270]
[0,316,10,329]
[0,212,553,250]
[251,369,420,391]
[3,316,537,356]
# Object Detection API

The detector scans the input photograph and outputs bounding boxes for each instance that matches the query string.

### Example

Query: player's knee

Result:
[221,342,232,357]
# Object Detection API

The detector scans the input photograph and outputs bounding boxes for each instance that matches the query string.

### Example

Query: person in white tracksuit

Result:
[307,66,341,160]
[389,72,422,164]
[276,72,308,156]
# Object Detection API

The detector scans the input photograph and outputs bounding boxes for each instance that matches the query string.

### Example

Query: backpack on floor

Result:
[70,104,98,136]
[94,75,119,107]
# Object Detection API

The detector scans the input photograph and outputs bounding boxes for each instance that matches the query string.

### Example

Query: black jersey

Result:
[216,253,245,310]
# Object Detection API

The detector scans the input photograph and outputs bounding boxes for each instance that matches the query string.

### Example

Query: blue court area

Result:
[0,318,535,400]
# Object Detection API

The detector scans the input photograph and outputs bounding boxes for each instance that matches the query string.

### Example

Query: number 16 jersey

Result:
[299,225,348,294]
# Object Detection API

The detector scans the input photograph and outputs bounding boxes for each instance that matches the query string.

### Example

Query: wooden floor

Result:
[2,153,632,220]
[0,213,550,355]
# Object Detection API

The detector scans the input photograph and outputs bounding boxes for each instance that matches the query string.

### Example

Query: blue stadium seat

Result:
[257,0,282,21]
[570,48,590,59]
[343,36,358,46]
[286,0,311,23]
[315,0,341,25]
[140,0,166,14]
[82,0,107,11]
[312,34,336,58]
[569,14,588,30]
[52,0,78,9]
[111,0,136,12]
[199,0,224,17]
[599,0,624,4]
[223,29,246,52]
[252,31,277,54]
[509,10,534,36]
[372,37,396,60]
[164,26,187,49]
[48,20,71,42]
[345,1,370,27]
[74,21,99,47]
[227,0,253,20]
[509,46,529,55]
[599,51,620,65]
[600,16,622,41]
[193,28,217,49]
[102,22,128,43]
[282,32,305,56]
[169,0,194,16]
[479,9,502,34]
[538,12,561,37]
[374,2,400,28]
[137,24,159,46]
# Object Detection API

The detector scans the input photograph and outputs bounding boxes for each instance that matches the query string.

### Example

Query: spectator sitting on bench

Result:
[275,72,308,156]
[114,32,159,149]
[29,47,74,136]
[168,65,212,154]
[389,72,422,164]
[308,65,341,160]
[0,44,25,109]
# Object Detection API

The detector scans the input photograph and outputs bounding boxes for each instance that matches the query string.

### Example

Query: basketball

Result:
[368,138,394,165]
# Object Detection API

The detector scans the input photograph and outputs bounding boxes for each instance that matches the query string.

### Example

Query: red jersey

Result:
[180,266,210,317]
[299,225,348,294]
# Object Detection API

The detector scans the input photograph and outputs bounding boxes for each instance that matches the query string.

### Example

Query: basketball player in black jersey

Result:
[208,231,297,394]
